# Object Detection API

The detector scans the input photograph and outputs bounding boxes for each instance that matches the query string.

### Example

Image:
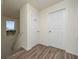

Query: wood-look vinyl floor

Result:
[7,44,78,59]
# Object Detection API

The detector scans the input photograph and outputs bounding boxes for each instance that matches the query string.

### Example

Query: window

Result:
[6,20,15,31]
[6,20,16,35]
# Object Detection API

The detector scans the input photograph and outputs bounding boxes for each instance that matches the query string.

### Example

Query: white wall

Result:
[1,17,7,59]
[39,0,78,55]
[15,3,40,50]
[15,4,28,50]
[65,0,78,55]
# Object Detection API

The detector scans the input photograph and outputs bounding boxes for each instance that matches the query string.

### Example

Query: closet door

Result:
[48,9,66,49]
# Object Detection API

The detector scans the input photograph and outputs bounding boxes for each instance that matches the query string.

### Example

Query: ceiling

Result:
[2,0,63,17]
[29,0,63,10]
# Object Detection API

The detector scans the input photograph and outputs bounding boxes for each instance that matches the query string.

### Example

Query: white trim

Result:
[66,50,78,56]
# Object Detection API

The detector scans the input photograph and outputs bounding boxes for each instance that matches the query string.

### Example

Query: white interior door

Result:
[48,9,66,49]
[31,12,40,47]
